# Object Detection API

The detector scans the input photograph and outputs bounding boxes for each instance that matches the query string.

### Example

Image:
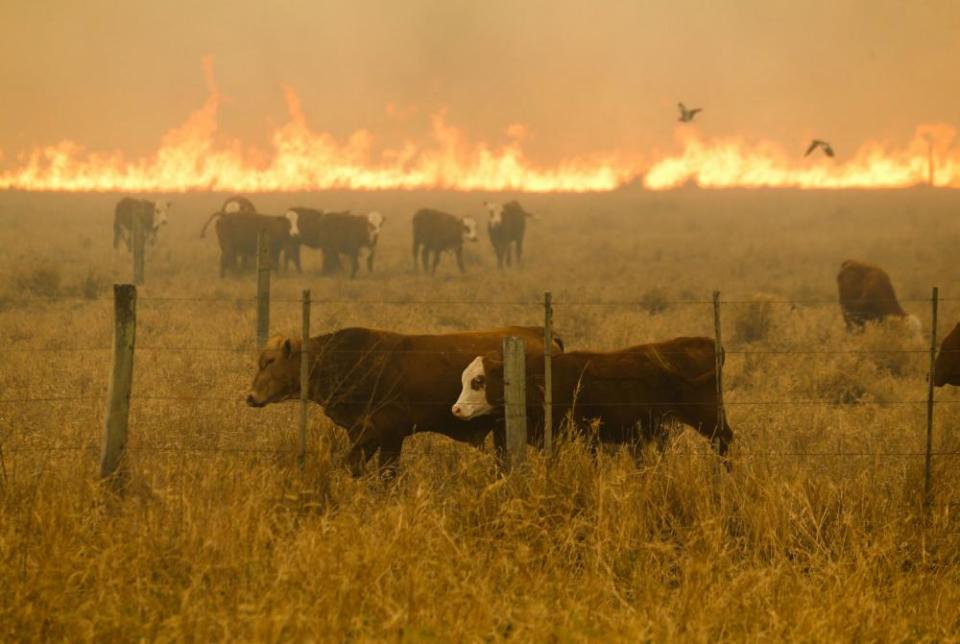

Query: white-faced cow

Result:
[113,197,171,250]
[200,211,299,277]
[246,326,563,475]
[453,337,733,462]
[836,259,921,333]
[285,208,385,278]
[483,200,536,268]
[412,209,478,274]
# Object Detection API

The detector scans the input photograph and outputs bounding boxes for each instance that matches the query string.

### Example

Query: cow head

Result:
[246,335,301,407]
[934,323,960,387]
[366,211,385,245]
[452,355,503,420]
[483,201,504,227]
[153,200,171,230]
[461,216,478,242]
[284,209,301,237]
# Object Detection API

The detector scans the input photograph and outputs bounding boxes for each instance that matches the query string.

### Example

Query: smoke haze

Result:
[1,0,958,167]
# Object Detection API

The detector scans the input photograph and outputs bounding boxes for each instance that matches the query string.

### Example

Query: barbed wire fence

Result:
[2,232,959,509]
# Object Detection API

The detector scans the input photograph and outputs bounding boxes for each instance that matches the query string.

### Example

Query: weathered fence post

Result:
[924,286,939,509]
[299,288,311,469]
[132,203,145,286]
[543,291,554,454]
[100,284,137,488]
[501,337,528,471]
[712,291,726,452]
[256,228,271,348]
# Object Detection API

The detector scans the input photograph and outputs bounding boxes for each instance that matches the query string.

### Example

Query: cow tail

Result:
[200,212,221,238]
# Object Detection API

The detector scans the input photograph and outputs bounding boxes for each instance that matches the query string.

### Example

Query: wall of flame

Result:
[0,66,956,193]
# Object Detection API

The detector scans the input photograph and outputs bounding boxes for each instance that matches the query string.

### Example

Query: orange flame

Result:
[0,60,629,193]
[643,124,959,190]
[0,60,957,193]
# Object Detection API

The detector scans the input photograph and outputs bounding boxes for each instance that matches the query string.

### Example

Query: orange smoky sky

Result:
[0,0,958,189]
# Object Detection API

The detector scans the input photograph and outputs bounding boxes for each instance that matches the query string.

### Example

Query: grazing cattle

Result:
[221,195,257,213]
[934,323,960,387]
[113,197,171,250]
[285,208,385,278]
[412,209,478,274]
[200,211,298,277]
[483,200,536,268]
[246,326,563,475]
[453,336,733,459]
[836,259,921,333]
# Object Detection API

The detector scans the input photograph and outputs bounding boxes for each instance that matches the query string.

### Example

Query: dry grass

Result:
[2,188,960,640]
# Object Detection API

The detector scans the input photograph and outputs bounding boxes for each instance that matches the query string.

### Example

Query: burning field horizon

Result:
[1,59,957,194]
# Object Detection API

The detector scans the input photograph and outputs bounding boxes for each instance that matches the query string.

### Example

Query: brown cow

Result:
[246,326,563,475]
[285,208,385,278]
[934,323,960,387]
[837,259,920,333]
[200,211,299,277]
[453,336,733,459]
[412,209,478,274]
[113,197,171,250]
[483,200,536,269]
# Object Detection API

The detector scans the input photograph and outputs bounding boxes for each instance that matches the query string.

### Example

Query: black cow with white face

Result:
[483,200,535,268]
[113,197,171,250]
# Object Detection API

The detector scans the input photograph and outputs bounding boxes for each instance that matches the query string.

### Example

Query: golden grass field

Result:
[1,188,959,640]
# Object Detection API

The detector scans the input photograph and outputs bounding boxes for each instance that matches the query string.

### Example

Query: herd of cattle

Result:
[113,195,536,277]
[111,195,960,476]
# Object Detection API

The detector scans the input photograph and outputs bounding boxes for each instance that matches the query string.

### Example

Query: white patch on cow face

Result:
[224,200,240,213]
[285,210,300,237]
[366,211,384,244]
[483,201,504,227]
[462,216,478,242]
[154,201,170,227]
[452,356,493,420]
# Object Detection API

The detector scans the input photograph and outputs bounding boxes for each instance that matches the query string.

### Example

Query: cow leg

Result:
[220,251,229,278]
[494,245,504,269]
[421,247,430,273]
[412,242,421,272]
[432,250,442,275]
[366,248,375,273]
[377,436,405,480]
[455,246,465,273]
[505,244,512,267]
[516,237,524,266]
[349,252,360,279]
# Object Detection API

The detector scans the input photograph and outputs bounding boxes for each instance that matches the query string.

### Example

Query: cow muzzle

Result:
[246,394,268,408]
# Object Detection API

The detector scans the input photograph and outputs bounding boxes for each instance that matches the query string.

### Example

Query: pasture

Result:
[1,188,959,640]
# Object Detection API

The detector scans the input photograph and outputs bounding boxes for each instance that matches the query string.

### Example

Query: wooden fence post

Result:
[256,228,271,348]
[502,337,528,471]
[543,291,554,454]
[132,203,145,286]
[299,289,311,469]
[712,291,726,452]
[100,284,137,488]
[924,286,939,509]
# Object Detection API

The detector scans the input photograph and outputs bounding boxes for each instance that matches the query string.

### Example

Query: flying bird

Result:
[677,102,702,123]
[804,139,835,158]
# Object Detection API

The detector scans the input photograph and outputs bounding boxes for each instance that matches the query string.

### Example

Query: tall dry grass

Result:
[1,189,960,640]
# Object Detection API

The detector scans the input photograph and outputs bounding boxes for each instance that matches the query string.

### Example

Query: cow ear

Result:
[282,339,292,358]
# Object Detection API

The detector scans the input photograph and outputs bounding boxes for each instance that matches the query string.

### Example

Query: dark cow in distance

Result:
[483,200,536,268]
[934,323,960,387]
[412,209,478,274]
[453,336,733,461]
[285,208,385,278]
[113,197,171,250]
[836,259,920,333]
[201,211,298,277]
[221,195,257,213]
[246,326,563,475]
